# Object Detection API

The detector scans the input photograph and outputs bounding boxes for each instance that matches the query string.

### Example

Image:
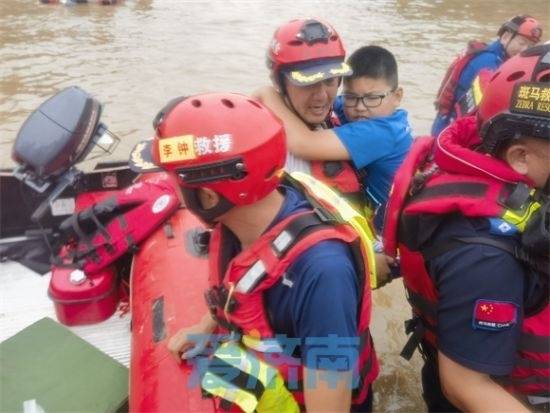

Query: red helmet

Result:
[478,44,550,153]
[498,15,543,43]
[130,93,287,220]
[267,18,352,86]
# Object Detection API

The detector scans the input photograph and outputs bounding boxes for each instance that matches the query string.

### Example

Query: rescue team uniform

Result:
[202,180,379,412]
[333,98,413,231]
[384,117,549,411]
[431,39,505,137]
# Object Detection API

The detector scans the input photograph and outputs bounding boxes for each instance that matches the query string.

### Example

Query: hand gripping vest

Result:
[383,117,549,398]
[202,172,379,412]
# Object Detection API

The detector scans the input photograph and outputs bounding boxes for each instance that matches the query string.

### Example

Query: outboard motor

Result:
[12,86,119,221]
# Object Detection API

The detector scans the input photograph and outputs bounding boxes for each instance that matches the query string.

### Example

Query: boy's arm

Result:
[254,86,350,161]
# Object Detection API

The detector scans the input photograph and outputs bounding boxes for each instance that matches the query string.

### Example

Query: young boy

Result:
[257,45,413,231]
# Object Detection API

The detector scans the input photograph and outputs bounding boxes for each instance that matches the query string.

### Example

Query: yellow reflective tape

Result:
[202,341,299,413]
[202,372,258,413]
[289,70,325,84]
[214,342,276,386]
[290,172,378,289]
[157,134,196,164]
[256,373,299,413]
[329,62,351,75]
[472,76,483,106]
[502,199,541,232]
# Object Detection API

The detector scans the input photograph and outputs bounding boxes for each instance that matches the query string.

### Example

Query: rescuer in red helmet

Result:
[130,92,379,411]
[384,44,550,411]
[432,15,544,137]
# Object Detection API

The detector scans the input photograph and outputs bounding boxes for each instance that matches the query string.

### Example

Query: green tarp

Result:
[0,317,128,413]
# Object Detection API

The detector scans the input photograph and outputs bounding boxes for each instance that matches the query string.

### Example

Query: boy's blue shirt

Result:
[332,97,413,230]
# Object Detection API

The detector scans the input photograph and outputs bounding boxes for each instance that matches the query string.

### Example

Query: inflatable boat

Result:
[5,86,216,411]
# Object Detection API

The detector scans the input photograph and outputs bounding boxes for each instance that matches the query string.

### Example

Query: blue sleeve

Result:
[427,222,524,376]
[332,95,349,124]
[288,240,360,371]
[457,52,501,100]
[334,120,395,170]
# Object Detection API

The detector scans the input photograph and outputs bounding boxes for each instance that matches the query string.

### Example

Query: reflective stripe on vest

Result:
[201,341,299,413]
[290,172,378,289]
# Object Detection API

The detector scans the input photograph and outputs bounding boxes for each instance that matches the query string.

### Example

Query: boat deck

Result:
[0,261,131,367]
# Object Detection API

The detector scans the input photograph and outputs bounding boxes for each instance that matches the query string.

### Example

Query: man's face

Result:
[525,138,550,190]
[506,137,550,190]
[501,32,536,58]
[284,77,339,126]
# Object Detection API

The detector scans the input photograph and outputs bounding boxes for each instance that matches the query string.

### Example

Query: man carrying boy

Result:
[257,45,413,232]
[431,15,542,137]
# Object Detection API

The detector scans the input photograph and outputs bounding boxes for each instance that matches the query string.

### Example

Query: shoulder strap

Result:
[422,236,548,276]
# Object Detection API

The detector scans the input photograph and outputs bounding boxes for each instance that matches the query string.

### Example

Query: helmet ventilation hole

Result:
[288,40,303,46]
[507,71,525,81]
[191,99,201,107]
[221,99,234,108]
[330,35,338,41]
[490,71,500,82]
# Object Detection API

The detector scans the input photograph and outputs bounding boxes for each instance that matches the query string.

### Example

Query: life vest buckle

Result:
[400,316,426,361]
[205,286,238,314]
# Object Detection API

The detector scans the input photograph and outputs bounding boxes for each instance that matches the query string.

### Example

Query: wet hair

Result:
[345,45,398,89]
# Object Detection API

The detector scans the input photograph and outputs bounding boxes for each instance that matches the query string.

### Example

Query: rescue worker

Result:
[432,15,543,137]
[264,18,395,285]
[265,18,352,176]
[132,92,379,412]
[384,44,550,411]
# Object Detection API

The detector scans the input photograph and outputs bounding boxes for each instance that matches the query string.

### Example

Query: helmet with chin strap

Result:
[478,43,550,154]
[133,93,287,223]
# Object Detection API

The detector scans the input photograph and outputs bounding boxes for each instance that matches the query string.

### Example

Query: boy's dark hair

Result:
[346,45,398,89]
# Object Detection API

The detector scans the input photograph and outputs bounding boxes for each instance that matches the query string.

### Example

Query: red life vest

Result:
[311,160,365,203]
[59,174,180,275]
[434,40,487,118]
[383,117,549,397]
[311,115,368,208]
[205,189,379,408]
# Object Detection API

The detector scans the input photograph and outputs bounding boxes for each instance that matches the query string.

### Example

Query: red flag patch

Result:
[473,299,518,331]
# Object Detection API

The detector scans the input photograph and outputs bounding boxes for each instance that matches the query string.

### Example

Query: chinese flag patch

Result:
[473,299,518,331]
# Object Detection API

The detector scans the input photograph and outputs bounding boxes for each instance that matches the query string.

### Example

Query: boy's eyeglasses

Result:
[342,89,396,108]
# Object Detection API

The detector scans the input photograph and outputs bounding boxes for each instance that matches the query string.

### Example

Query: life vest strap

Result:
[407,290,437,320]
[519,332,550,354]
[400,316,426,361]
[515,356,550,370]
[421,236,548,276]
